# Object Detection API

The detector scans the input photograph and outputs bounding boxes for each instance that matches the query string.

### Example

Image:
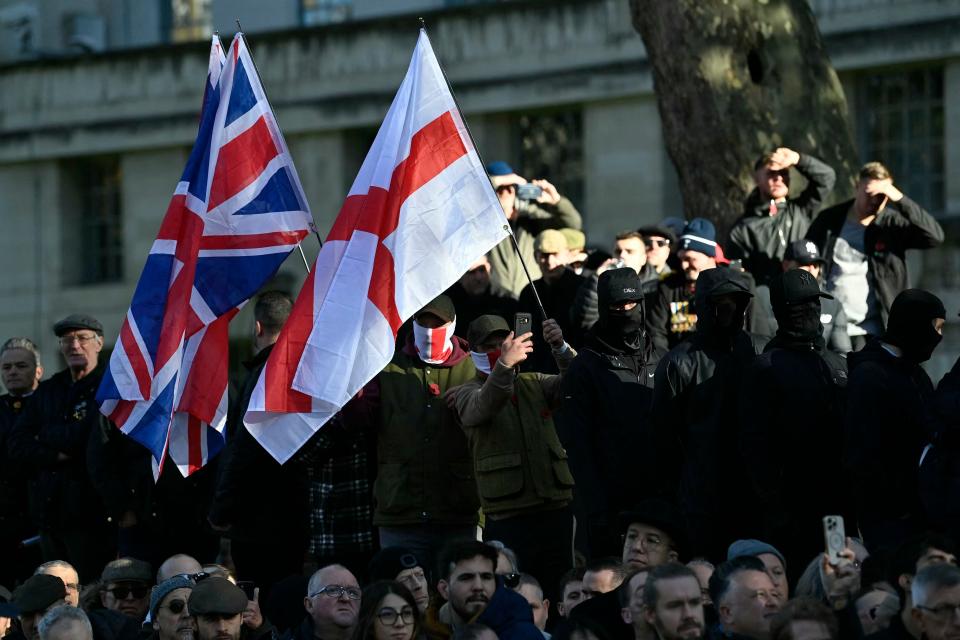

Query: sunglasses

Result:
[495,184,516,194]
[107,585,149,600]
[645,239,670,249]
[163,599,188,615]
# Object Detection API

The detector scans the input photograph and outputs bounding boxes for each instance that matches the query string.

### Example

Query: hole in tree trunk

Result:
[747,49,764,84]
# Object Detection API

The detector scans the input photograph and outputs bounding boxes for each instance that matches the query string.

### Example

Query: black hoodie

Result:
[844,338,939,548]
[650,268,763,559]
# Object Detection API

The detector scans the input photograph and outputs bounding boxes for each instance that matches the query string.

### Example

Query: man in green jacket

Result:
[375,294,480,576]
[485,161,583,300]
[445,314,575,606]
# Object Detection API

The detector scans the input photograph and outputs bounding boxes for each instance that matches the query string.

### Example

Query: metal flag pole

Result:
[417,18,549,322]
[234,20,322,272]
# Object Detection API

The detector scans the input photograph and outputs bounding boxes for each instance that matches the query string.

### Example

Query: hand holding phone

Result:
[823,515,845,566]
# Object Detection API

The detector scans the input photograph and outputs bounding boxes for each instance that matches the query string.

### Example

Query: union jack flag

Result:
[96,34,314,476]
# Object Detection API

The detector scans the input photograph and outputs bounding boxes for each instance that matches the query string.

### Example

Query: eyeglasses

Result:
[623,531,665,551]
[644,239,670,249]
[377,606,416,626]
[495,184,516,194]
[918,603,960,620]
[58,334,98,347]
[163,599,189,615]
[106,585,149,600]
[62,583,80,592]
[309,585,362,600]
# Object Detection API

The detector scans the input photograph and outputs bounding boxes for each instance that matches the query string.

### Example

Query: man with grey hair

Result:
[0,336,43,585]
[34,561,80,607]
[8,314,125,579]
[911,564,960,640]
[38,605,93,640]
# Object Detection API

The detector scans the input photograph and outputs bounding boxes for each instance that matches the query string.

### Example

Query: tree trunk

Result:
[630,0,858,238]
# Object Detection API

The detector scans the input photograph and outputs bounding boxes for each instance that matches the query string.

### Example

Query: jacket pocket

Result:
[475,452,523,500]
[375,462,410,514]
[548,445,575,488]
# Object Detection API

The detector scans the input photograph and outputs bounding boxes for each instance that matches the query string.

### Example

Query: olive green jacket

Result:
[488,197,583,300]
[446,346,576,518]
[374,348,480,526]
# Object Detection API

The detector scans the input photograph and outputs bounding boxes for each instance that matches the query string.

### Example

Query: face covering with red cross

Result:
[412,319,456,365]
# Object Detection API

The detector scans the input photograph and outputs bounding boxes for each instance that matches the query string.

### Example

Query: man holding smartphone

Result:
[485,161,583,300]
[445,314,575,609]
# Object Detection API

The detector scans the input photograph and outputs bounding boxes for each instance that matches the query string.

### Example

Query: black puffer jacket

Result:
[650,268,763,558]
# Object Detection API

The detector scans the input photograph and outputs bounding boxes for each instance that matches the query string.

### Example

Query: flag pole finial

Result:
[418,16,426,30]
[235,19,243,33]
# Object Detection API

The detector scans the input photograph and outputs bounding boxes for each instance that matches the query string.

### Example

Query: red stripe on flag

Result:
[109,399,135,429]
[326,111,467,334]
[264,268,316,413]
[200,230,307,250]
[156,195,191,242]
[177,309,237,422]
[119,319,152,400]
[187,414,203,475]
[208,116,279,211]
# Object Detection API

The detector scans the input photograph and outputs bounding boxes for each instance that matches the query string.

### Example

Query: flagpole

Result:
[418,19,549,323]
[235,20,325,259]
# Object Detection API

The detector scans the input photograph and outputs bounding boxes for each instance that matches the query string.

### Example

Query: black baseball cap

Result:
[597,268,644,310]
[772,268,834,306]
[784,240,826,266]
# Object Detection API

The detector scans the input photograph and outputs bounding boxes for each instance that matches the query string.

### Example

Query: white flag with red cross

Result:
[244,30,509,463]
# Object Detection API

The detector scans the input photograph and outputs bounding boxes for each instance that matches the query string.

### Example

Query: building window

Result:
[170,0,212,43]
[302,0,352,26]
[61,156,124,286]
[857,66,945,213]
[512,109,585,217]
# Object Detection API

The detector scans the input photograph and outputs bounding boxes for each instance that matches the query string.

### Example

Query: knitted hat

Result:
[150,576,194,618]
[368,547,424,583]
[678,218,718,258]
[727,539,787,569]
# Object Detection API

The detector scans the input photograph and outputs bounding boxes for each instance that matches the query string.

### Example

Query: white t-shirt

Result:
[827,218,883,337]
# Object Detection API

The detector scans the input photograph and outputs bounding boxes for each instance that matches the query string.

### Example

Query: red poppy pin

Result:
[428,383,440,396]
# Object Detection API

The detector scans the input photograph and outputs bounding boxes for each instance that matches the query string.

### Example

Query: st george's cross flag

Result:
[244,30,509,463]
[97,34,313,476]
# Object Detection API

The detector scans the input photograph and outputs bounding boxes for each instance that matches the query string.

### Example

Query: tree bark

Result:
[630,0,858,238]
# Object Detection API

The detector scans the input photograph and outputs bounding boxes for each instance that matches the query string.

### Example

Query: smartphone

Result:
[823,515,845,565]
[514,312,532,338]
[237,580,256,600]
[516,184,543,201]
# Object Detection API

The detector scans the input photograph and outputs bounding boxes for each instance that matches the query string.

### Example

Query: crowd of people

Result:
[1,148,958,640]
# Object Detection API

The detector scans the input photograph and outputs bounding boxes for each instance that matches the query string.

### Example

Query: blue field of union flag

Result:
[97,34,314,476]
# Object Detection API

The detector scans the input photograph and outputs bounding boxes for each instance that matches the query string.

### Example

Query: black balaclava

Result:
[774,298,823,344]
[883,289,946,364]
[597,268,646,353]
[694,267,752,343]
